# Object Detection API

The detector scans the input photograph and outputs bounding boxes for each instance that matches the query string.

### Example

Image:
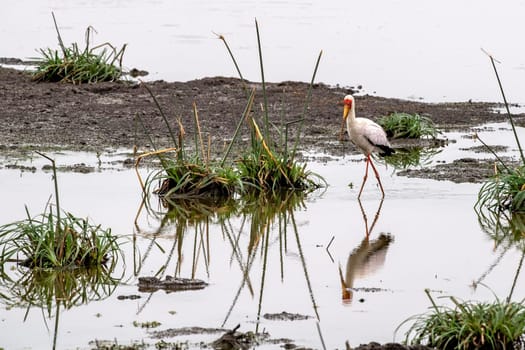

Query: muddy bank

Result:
[1,66,520,151]
[2,66,522,182]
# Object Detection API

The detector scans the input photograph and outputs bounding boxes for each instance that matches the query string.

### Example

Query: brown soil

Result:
[1,66,519,156]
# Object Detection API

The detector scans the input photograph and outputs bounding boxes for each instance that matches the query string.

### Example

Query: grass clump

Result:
[137,20,325,200]
[0,152,121,271]
[476,51,525,213]
[236,118,323,192]
[400,289,525,350]
[0,206,119,269]
[237,149,320,192]
[151,159,241,199]
[215,20,325,194]
[136,88,243,200]
[378,112,440,139]
[32,13,126,83]
[476,165,525,212]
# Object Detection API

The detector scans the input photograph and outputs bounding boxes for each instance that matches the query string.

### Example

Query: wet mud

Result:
[1,66,523,183]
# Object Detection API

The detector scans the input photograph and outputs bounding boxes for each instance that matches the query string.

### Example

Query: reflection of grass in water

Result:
[237,190,306,253]
[0,266,120,350]
[134,189,320,329]
[472,208,525,300]
[476,206,525,250]
[375,146,442,170]
[0,267,119,312]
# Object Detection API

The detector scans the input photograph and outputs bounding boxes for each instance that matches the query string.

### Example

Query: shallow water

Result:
[1,124,525,349]
[2,0,525,103]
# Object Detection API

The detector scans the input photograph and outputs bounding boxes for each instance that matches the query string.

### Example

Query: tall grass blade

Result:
[192,102,206,163]
[140,83,178,147]
[255,19,270,143]
[291,50,323,160]
[51,12,66,57]
[483,49,525,164]
[214,32,249,98]
[220,88,256,167]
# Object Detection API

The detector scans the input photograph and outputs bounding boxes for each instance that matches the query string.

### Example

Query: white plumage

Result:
[341,94,394,198]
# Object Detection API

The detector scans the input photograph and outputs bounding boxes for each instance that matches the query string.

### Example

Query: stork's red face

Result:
[343,96,354,120]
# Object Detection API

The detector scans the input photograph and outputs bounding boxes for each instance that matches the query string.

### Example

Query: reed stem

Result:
[255,19,270,143]
[484,50,525,164]
[291,50,323,160]
[220,88,256,166]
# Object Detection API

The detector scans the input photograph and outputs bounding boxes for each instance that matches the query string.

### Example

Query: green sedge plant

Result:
[399,289,525,350]
[0,152,122,272]
[136,84,243,200]
[378,112,440,139]
[217,19,326,194]
[137,20,325,200]
[32,12,126,83]
[475,51,525,213]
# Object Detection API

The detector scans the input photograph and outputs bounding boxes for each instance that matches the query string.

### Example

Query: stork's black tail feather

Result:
[377,144,395,157]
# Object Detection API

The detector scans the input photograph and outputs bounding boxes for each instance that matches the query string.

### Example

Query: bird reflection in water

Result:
[338,199,394,303]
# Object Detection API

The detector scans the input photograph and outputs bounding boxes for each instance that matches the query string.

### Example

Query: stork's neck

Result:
[346,105,356,125]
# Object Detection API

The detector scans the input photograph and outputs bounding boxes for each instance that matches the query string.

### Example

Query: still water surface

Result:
[1,125,524,349]
[2,0,525,102]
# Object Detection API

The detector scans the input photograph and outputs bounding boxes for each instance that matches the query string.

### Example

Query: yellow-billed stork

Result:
[341,94,394,198]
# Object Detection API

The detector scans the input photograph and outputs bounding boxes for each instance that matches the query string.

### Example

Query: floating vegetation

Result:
[399,289,525,350]
[32,12,126,83]
[378,112,440,139]
[0,152,122,271]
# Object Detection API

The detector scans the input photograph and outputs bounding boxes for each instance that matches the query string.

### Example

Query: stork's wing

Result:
[360,119,390,148]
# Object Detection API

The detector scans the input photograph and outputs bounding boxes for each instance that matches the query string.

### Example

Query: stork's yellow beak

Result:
[339,103,350,140]
[343,104,350,120]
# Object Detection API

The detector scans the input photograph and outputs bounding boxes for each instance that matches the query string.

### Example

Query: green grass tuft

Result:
[151,158,242,199]
[0,152,122,271]
[0,205,120,270]
[476,52,525,215]
[476,165,525,213]
[32,13,126,83]
[400,289,525,350]
[136,24,325,200]
[378,112,440,139]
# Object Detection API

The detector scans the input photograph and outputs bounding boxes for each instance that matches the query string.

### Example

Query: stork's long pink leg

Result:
[357,155,385,199]
[368,155,385,197]
[357,156,370,199]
